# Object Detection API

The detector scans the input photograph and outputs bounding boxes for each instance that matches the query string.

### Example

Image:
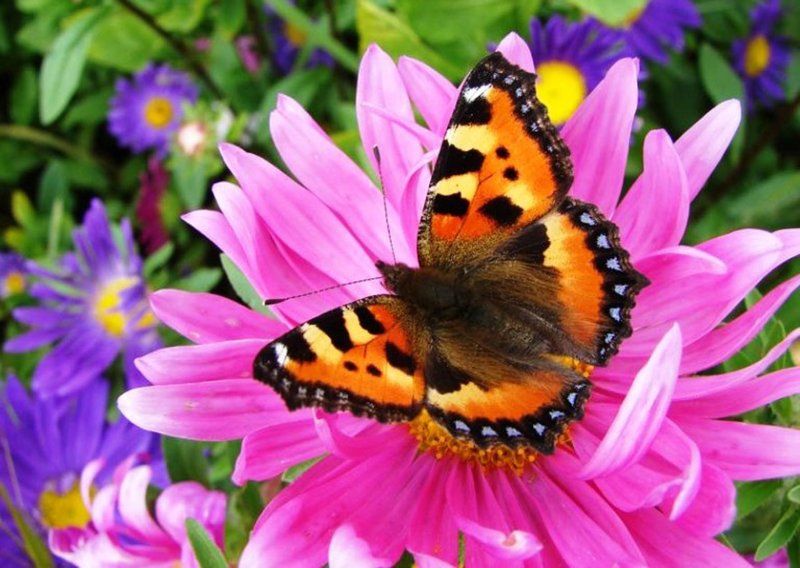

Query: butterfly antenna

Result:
[263,276,384,306]
[373,146,398,265]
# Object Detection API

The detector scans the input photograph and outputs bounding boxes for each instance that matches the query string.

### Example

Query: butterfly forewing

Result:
[253,296,425,422]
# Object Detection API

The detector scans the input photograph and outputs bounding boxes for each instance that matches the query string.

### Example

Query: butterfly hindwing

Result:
[418,52,572,265]
[253,296,425,421]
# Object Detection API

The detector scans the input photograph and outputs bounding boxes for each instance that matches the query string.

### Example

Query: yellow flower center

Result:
[38,481,91,530]
[535,61,588,126]
[3,271,26,296]
[284,22,307,47]
[144,96,174,129]
[744,35,771,77]
[93,277,139,338]
[409,358,593,475]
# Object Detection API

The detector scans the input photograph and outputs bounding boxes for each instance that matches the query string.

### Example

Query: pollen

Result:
[38,481,91,530]
[143,96,174,129]
[744,35,771,77]
[535,61,588,126]
[92,276,139,338]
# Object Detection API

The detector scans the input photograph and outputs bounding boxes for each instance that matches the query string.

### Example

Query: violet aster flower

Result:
[528,16,629,125]
[0,377,161,566]
[108,63,198,155]
[269,4,334,75]
[0,252,28,298]
[4,199,161,397]
[733,0,791,108]
[120,34,800,565]
[50,459,226,568]
[611,0,701,63]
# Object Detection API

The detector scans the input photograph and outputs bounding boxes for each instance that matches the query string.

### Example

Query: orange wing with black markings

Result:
[253,296,425,422]
[418,52,572,264]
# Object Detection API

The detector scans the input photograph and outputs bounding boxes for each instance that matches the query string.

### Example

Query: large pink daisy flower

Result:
[120,34,800,566]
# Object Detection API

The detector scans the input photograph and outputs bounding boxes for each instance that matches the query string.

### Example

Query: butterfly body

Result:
[254,52,648,453]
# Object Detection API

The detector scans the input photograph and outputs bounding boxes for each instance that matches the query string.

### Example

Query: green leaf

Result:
[698,43,745,105]
[88,10,166,72]
[37,160,69,212]
[356,0,462,80]
[0,483,54,568]
[10,66,38,125]
[224,482,263,561]
[39,7,106,124]
[171,153,209,210]
[186,518,228,568]
[143,242,175,277]
[396,0,516,45]
[788,485,800,505]
[220,254,273,315]
[563,0,646,26]
[756,507,800,561]
[173,267,222,292]
[216,0,246,38]
[156,0,211,32]
[162,436,210,486]
[787,52,800,99]
[737,480,783,519]
[282,456,323,483]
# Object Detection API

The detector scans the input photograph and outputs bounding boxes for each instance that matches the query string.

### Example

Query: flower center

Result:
[3,271,26,296]
[744,35,771,77]
[284,22,307,47]
[144,96,174,129]
[535,61,588,126]
[38,481,91,530]
[93,276,139,337]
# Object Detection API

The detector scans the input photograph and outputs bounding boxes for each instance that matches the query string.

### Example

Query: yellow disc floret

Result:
[93,276,138,338]
[284,22,307,47]
[38,481,91,530]
[144,96,174,129]
[744,35,771,77]
[535,61,588,126]
[3,271,26,296]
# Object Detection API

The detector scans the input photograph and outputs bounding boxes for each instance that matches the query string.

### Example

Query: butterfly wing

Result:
[253,296,425,421]
[418,51,572,265]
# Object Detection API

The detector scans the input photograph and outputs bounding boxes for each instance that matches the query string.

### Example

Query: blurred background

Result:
[0,0,799,564]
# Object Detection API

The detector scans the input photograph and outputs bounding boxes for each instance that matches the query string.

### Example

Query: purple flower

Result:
[268,4,334,75]
[0,377,162,566]
[611,0,701,63]
[108,63,198,155]
[733,0,791,109]
[4,199,162,397]
[0,252,27,298]
[528,16,630,125]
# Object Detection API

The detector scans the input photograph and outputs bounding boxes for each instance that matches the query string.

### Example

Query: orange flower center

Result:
[744,35,771,77]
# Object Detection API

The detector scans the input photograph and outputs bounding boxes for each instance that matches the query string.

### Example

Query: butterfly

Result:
[253,52,648,453]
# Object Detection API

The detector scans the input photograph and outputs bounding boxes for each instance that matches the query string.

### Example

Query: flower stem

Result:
[0,124,111,170]
[114,0,224,99]
[264,0,359,73]
[245,0,274,66]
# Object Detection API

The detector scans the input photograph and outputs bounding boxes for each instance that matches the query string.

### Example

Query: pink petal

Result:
[679,274,800,374]
[182,209,249,277]
[156,482,226,549]
[674,100,742,201]
[682,419,800,480]
[406,455,458,565]
[622,509,750,567]
[118,380,281,441]
[356,45,424,224]
[614,130,689,259]
[456,517,541,561]
[495,32,534,72]
[150,289,285,344]
[360,103,441,150]
[397,56,457,135]
[673,367,800,418]
[232,416,324,485]
[562,58,639,216]
[118,466,171,545]
[241,437,420,568]
[670,463,736,537]
[135,339,264,385]
[580,325,682,478]
[269,95,413,265]
[329,525,392,568]
[523,468,640,565]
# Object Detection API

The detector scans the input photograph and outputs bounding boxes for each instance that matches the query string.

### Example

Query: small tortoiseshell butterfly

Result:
[254,52,648,453]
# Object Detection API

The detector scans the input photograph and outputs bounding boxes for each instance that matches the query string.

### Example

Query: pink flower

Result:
[120,33,800,566]
[50,459,226,567]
